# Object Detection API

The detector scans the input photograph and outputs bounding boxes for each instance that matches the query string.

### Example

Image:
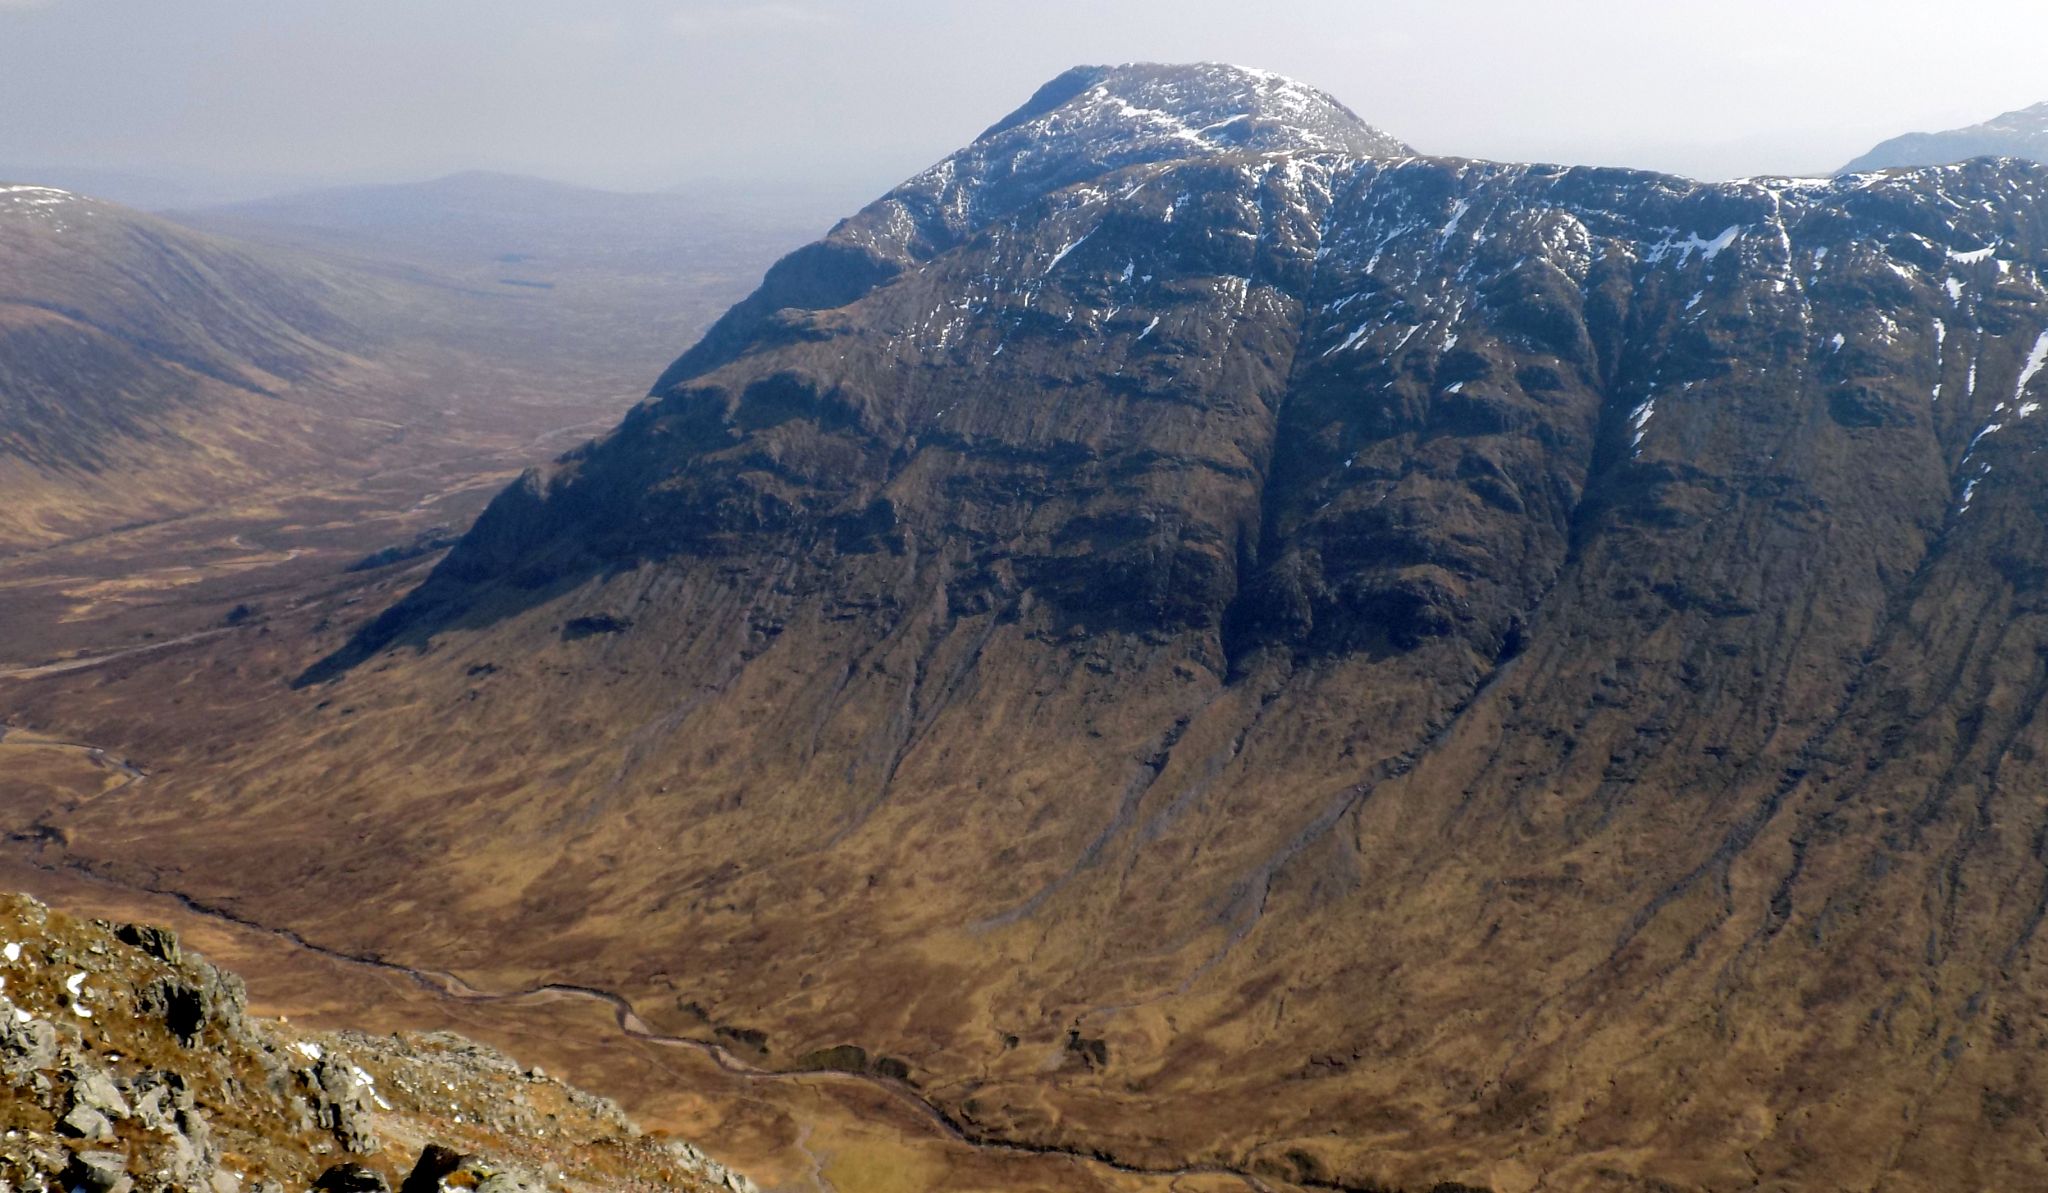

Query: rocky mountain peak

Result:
[975,61,1411,160]
[177,60,2048,1190]
[652,62,1409,391]
[870,61,1409,252]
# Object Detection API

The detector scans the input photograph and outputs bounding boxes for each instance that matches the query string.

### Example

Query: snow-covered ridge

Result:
[0,183,76,204]
[0,182,87,231]
[832,64,1409,261]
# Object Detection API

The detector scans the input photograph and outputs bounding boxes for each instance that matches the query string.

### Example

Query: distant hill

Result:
[0,163,326,211]
[1842,100,2048,171]
[0,171,809,549]
[0,182,382,545]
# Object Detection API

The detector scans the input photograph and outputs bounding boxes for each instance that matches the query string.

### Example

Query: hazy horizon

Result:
[5,0,2046,209]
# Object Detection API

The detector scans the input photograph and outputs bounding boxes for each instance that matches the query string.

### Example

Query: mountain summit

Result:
[977,62,1411,160]
[651,63,1409,390]
[43,64,2048,1192]
[1842,99,2048,171]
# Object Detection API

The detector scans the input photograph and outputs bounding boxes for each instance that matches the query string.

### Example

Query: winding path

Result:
[0,627,235,681]
[0,725,149,792]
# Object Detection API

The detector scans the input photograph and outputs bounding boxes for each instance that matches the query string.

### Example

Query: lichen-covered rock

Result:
[305,1054,377,1155]
[0,1012,57,1077]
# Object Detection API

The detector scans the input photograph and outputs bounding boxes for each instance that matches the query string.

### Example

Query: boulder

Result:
[307,1055,378,1154]
[111,923,182,965]
[0,1012,57,1076]
[397,1144,464,1193]
[310,1164,387,1193]
[59,1104,116,1141]
[71,1065,132,1119]
[62,1149,133,1193]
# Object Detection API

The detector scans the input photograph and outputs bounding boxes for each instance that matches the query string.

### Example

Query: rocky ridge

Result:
[0,893,751,1193]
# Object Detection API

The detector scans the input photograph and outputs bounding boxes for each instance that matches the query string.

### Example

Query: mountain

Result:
[24,61,2048,1191]
[1842,100,2048,172]
[0,170,806,552]
[0,182,379,546]
[0,164,327,212]
[0,891,752,1192]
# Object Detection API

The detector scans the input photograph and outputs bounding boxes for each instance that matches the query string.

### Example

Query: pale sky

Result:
[3,0,2045,203]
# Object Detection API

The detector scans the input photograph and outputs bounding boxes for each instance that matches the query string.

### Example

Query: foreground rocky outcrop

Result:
[0,893,751,1193]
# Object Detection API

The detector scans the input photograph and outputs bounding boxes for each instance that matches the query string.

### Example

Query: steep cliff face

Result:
[48,65,2048,1191]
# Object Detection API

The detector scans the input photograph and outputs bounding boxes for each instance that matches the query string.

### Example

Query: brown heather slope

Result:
[15,64,2048,1191]
[0,181,390,547]
[0,174,809,673]
[0,176,814,554]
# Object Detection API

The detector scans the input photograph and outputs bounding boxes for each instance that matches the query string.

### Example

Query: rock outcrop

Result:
[0,893,752,1193]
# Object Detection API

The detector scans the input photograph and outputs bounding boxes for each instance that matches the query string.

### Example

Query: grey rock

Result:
[137,968,240,1048]
[160,1126,204,1184]
[130,1081,173,1131]
[306,1055,378,1155]
[63,1149,132,1193]
[0,1014,57,1076]
[71,1066,132,1119]
[58,1104,115,1142]
[111,923,181,966]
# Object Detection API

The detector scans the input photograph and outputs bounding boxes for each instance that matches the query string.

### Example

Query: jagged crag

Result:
[38,64,2048,1190]
[0,893,750,1192]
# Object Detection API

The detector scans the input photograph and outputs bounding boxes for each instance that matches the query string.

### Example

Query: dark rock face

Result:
[322,100,2048,699]
[398,1144,464,1193]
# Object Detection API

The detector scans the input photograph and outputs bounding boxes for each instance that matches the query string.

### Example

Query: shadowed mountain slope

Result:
[34,64,2048,1192]
[0,183,384,546]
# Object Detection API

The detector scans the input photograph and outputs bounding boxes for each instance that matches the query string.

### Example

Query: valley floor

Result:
[0,301,1300,1193]
[0,856,1281,1193]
